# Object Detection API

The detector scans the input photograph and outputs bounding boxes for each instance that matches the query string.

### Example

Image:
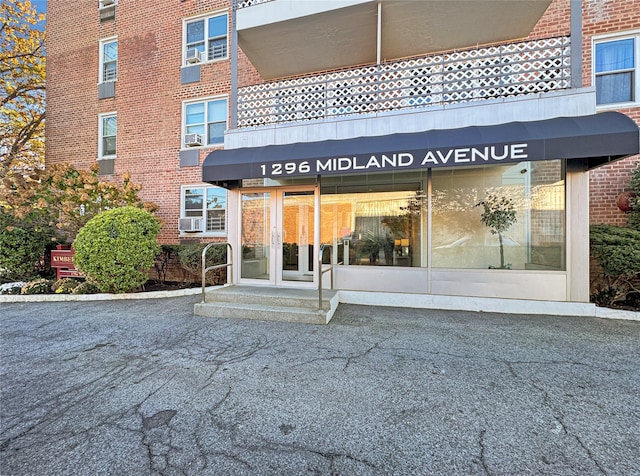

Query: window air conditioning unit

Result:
[185,48,202,64]
[179,217,204,233]
[184,133,203,147]
[100,0,115,7]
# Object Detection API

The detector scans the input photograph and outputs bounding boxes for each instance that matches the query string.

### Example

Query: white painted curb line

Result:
[338,291,640,321]
[0,286,218,302]
[1,288,638,322]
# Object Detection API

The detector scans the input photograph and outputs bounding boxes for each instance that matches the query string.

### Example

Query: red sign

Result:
[51,249,83,279]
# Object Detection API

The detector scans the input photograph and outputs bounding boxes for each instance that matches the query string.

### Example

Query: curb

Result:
[1,287,638,322]
[594,306,640,321]
[0,286,218,303]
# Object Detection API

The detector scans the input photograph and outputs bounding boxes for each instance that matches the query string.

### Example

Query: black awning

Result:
[203,112,640,187]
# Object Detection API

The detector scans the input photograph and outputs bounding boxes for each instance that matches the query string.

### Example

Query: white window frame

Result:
[98,0,118,9]
[98,112,117,159]
[593,30,640,110]
[182,96,228,148]
[180,185,228,235]
[182,11,229,66]
[99,37,118,83]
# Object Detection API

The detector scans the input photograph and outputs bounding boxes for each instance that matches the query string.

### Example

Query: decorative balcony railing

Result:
[236,36,571,129]
[236,0,273,8]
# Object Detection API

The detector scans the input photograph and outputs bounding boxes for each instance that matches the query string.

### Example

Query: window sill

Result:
[596,101,639,111]
[180,144,223,151]
[178,232,227,237]
[182,57,229,69]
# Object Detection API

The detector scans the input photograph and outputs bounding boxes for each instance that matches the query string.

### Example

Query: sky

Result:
[32,0,46,14]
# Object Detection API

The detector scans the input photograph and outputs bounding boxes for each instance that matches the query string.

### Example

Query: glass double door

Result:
[240,188,316,286]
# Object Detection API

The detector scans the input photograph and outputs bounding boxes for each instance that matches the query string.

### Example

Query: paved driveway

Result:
[1,297,639,475]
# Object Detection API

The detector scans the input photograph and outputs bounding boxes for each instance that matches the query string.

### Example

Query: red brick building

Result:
[581,1,640,225]
[46,0,639,305]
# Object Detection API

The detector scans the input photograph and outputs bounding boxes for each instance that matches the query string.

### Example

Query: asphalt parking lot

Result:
[1,296,639,475]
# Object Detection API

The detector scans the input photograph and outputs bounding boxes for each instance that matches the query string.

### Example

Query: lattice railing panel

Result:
[236,0,273,8]
[237,36,571,128]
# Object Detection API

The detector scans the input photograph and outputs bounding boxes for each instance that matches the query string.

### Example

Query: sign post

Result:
[50,248,83,279]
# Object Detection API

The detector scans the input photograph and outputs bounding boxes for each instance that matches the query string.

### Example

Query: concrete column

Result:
[230,0,238,129]
[566,160,589,302]
[570,0,582,89]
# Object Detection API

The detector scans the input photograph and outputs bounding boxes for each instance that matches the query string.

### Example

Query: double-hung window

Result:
[100,38,118,82]
[181,186,227,233]
[183,97,227,147]
[594,33,639,106]
[184,13,228,64]
[98,113,117,159]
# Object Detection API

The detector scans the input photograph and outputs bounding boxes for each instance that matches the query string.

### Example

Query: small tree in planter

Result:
[476,194,517,269]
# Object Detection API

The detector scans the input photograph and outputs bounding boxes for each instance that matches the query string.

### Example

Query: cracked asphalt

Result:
[1,296,639,476]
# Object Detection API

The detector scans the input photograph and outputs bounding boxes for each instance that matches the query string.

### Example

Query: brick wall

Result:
[45,0,640,247]
[582,0,640,225]
[46,0,262,245]
[530,0,640,226]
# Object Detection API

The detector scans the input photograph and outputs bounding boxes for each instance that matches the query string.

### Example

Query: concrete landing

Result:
[194,285,339,325]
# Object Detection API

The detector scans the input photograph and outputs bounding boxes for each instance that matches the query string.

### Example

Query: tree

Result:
[0,0,46,179]
[1,163,159,245]
[476,194,517,269]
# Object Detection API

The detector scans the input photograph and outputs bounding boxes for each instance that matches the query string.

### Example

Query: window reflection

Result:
[431,161,565,270]
[321,172,426,267]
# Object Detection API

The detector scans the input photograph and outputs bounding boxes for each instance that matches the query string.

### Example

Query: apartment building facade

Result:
[46,0,639,304]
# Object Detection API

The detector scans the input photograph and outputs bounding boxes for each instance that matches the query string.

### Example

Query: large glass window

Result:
[595,34,639,106]
[184,13,228,64]
[183,97,227,147]
[182,186,227,233]
[431,161,565,270]
[321,172,426,267]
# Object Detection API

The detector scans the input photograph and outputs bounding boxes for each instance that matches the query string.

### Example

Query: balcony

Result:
[236,36,571,129]
[236,0,553,79]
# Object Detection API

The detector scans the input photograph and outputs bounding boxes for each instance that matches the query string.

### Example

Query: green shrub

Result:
[590,224,640,308]
[71,281,100,295]
[0,213,50,283]
[21,278,53,295]
[153,245,180,284]
[627,164,640,230]
[72,207,161,293]
[178,243,228,285]
[51,278,81,294]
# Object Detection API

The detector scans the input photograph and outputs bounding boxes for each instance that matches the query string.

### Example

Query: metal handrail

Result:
[318,243,335,310]
[201,242,233,303]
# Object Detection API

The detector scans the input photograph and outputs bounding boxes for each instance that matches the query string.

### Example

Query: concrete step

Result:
[204,285,336,310]
[194,285,339,324]
[194,301,331,325]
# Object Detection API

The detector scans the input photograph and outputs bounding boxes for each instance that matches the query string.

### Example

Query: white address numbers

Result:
[260,161,311,176]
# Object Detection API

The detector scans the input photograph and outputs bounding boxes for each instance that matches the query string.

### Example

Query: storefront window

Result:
[321,172,426,267]
[431,161,565,270]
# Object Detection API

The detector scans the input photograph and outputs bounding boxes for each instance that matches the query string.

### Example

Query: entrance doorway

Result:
[239,188,316,286]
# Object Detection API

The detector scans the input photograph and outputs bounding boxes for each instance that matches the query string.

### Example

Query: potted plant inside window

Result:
[476,194,517,269]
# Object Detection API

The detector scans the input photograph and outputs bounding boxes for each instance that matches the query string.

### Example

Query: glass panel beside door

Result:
[240,192,271,280]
